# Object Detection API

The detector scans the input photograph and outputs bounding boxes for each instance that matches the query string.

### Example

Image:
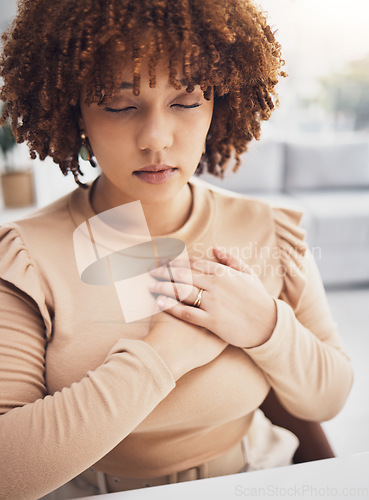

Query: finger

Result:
[149,264,208,287]
[156,295,209,328]
[212,246,251,274]
[154,257,223,277]
[149,263,193,283]
[149,280,197,305]
[159,257,198,268]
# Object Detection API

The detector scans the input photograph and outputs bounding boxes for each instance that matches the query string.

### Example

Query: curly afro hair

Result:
[0,0,286,187]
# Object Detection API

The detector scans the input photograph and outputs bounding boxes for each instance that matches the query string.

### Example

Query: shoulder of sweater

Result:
[2,189,79,248]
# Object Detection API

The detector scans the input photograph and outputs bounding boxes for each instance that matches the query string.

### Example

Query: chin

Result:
[135,175,188,197]
[138,187,182,206]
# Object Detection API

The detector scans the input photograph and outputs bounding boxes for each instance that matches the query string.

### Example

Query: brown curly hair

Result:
[0,0,286,187]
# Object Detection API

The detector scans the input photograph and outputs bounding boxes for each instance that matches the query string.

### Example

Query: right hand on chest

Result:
[142,311,228,381]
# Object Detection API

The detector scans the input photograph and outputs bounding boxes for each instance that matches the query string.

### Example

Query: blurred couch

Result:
[198,139,369,287]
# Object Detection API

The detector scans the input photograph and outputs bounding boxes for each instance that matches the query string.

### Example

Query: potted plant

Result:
[0,102,35,208]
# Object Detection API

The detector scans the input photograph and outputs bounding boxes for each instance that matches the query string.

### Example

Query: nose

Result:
[136,109,173,153]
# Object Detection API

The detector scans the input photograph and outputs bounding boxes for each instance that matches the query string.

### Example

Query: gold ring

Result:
[192,288,204,308]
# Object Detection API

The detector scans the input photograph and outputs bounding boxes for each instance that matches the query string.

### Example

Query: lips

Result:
[132,167,178,185]
[134,164,175,173]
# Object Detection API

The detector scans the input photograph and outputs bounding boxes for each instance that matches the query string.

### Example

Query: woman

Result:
[0,0,353,498]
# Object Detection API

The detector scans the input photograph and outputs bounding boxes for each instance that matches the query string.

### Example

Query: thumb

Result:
[213,246,250,273]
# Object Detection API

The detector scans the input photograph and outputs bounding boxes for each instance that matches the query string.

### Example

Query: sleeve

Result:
[0,224,176,500]
[242,207,354,422]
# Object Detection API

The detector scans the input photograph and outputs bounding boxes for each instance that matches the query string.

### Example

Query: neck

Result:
[140,185,193,236]
[90,175,193,236]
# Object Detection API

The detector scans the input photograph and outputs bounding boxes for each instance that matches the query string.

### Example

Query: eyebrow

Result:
[120,78,191,90]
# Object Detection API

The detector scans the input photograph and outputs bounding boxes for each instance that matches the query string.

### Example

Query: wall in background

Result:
[258,0,369,138]
[0,0,17,32]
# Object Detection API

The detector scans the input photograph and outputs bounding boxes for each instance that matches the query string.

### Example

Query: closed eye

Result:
[104,106,136,114]
[104,103,201,114]
[171,104,201,109]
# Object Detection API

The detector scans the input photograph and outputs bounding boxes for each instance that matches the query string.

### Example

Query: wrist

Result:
[245,296,278,348]
[143,329,184,381]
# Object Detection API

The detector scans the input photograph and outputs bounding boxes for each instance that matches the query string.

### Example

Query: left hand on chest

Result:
[148,246,277,348]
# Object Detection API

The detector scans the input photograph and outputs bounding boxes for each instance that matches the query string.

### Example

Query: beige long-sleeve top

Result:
[0,177,353,499]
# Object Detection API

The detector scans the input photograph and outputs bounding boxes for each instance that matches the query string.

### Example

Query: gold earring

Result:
[80,132,97,168]
[80,132,89,161]
[203,142,206,154]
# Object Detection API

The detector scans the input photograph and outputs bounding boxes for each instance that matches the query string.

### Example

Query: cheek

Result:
[175,120,210,170]
[197,104,214,141]
[86,119,132,164]
[179,107,213,148]
[82,106,122,143]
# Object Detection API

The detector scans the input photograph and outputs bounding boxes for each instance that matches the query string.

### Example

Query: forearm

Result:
[243,298,354,421]
[0,338,175,500]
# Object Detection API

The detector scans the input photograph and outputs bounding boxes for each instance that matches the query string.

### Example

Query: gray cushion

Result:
[292,190,369,285]
[285,141,369,191]
[315,249,369,287]
[198,141,285,193]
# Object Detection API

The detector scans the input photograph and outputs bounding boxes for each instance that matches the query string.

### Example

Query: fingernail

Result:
[157,299,165,307]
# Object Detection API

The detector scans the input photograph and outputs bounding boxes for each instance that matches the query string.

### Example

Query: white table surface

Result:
[80,452,369,500]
